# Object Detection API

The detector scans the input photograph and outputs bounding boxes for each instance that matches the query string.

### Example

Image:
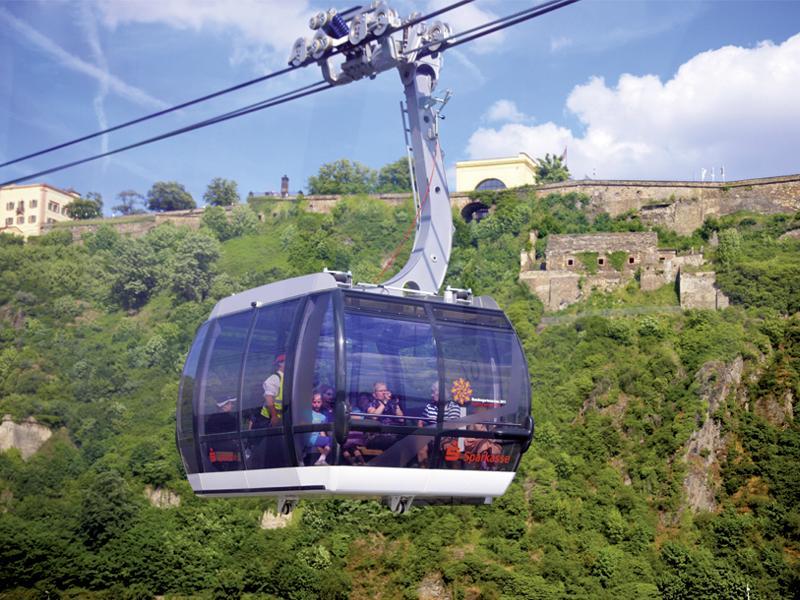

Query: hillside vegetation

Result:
[0,190,798,599]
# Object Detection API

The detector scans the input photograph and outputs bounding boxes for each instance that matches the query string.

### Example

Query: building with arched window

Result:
[455,153,537,192]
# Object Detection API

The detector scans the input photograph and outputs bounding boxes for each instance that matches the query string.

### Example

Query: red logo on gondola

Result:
[463,452,511,465]
[444,444,461,461]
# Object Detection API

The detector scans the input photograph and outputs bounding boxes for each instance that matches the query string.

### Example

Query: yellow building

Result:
[455,152,538,192]
[0,184,79,239]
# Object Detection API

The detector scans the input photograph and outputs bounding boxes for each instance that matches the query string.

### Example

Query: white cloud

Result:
[96,0,312,56]
[466,34,800,181]
[549,35,572,53]
[0,6,168,110]
[483,99,530,124]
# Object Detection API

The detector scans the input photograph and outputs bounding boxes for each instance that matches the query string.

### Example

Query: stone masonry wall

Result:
[547,232,658,255]
[679,270,730,310]
[534,174,800,235]
[40,174,800,242]
[520,230,718,311]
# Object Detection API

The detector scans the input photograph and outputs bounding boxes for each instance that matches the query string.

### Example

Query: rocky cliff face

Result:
[144,485,181,508]
[0,415,52,460]
[682,358,743,513]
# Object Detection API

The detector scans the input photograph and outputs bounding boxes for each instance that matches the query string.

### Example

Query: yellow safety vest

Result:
[261,371,283,418]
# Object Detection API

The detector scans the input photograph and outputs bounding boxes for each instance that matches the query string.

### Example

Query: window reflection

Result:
[241,299,301,469]
[436,323,528,426]
[344,305,438,467]
[196,312,251,472]
[197,312,251,434]
[292,294,335,466]
[177,322,209,474]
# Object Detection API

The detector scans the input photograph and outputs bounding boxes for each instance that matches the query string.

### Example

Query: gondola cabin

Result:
[177,272,533,510]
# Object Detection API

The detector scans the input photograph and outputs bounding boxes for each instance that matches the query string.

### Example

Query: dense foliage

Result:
[66,192,103,220]
[307,158,412,195]
[0,188,797,598]
[534,153,570,183]
[204,177,241,207]
[112,190,146,216]
[146,181,196,212]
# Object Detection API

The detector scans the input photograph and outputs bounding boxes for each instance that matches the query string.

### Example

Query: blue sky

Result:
[1,0,799,212]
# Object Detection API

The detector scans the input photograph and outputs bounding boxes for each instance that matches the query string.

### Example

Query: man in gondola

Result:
[366,381,404,451]
[261,353,285,427]
[417,381,461,467]
[367,382,403,424]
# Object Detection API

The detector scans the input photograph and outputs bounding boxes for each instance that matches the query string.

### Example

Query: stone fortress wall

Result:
[531,174,800,235]
[519,231,729,312]
[46,173,799,242]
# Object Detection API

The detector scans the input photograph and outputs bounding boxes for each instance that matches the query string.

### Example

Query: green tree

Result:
[716,227,742,267]
[167,230,220,301]
[376,158,412,193]
[201,205,231,241]
[201,205,258,241]
[203,177,240,206]
[308,159,377,195]
[66,192,103,219]
[535,153,570,183]
[228,204,259,238]
[113,190,146,215]
[109,238,160,309]
[146,181,196,212]
[79,470,138,548]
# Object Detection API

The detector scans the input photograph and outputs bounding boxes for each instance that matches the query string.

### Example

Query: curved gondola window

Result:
[475,178,506,191]
[343,296,438,467]
[436,322,528,426]
[434,319,529,472]
[291,293,335,466]
[197,311,252,472]
[178,321,209,474]
[240,298,302,469]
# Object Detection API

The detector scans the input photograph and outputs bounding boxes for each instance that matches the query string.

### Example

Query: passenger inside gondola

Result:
[366,381,404,452]
[342,393,370,464]
[367,382,403,424]
[463,421,503,470]
[416,381,461,467]
[305,390,331,466]
[261,353,285,427]
[319,384,335,420]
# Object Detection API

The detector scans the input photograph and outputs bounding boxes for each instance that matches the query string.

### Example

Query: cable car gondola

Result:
[177,3,534,513]
[177,273,533,512]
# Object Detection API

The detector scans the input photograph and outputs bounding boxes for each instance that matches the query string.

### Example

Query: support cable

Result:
[0,65,296,169]
[1,0,582,187]
[405,0,581,58]
[0,81,332,187]
[0,0,477,171]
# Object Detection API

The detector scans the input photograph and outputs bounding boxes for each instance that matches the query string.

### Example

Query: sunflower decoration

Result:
[451,377,473,406]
